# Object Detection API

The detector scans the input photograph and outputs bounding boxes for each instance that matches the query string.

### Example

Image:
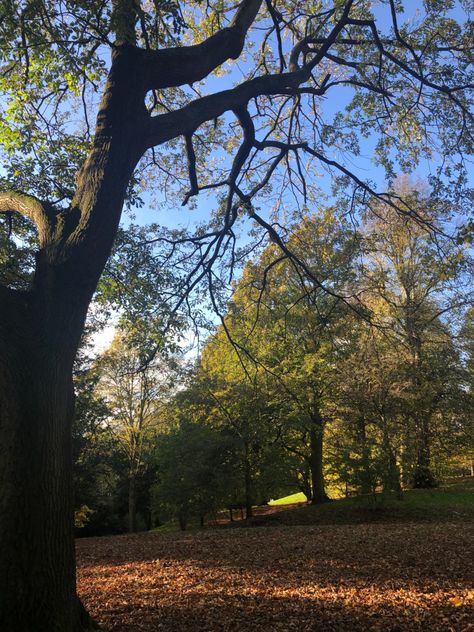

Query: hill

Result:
[241,478,474,528]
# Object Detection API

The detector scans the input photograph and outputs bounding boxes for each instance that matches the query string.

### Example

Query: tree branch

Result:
[140,0,263,90]
[144,1,359,147]
[145,69,325,147]
[0,191,54,245]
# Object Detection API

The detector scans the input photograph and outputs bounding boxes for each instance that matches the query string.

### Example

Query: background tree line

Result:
[74,185,473,534]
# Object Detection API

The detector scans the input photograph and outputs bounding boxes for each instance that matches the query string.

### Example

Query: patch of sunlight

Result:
[268,492,308,506]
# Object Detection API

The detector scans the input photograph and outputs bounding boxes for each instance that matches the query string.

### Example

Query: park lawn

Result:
[258,478,474,527]
[77,521,473,632]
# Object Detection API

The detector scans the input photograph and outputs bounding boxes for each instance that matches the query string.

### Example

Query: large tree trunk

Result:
[308,412,329,504]
[0,289,99,631]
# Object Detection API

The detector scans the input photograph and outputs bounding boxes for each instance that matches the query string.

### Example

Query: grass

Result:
[255,477,474,527]
[268,492,307,506]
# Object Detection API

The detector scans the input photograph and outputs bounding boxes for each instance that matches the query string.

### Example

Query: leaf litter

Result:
[77,522,474,631]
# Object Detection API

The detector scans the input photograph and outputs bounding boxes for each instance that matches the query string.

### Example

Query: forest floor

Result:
[77,481,474,631]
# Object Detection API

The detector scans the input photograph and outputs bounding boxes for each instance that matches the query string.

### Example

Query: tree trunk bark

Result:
[0,293,98,631]
[0,41,147,632]
[128,473,137,533]
[244,443,253,518]
[309,413,329,503]
[413,414,437,488]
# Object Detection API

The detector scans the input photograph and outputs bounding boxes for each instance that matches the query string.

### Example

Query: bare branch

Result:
[183,134,199,205]
[145,70,328,147]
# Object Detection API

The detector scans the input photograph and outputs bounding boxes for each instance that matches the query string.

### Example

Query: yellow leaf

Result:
[449,596,463,607]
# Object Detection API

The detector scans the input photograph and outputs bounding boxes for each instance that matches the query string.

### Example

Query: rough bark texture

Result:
[0,278,99,630]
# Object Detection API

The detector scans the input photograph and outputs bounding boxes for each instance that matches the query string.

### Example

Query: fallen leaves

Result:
[77,523,474,631]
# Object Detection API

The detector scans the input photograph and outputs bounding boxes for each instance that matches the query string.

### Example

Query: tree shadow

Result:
[87,587,472,632]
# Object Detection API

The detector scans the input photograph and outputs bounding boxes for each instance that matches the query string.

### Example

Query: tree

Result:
[199,341,284,518]
[72,361,123,537]
[210,211,358,502]
[0,1,472,629]
[152,419,240,530]
[96,333,169,532]
[361,186,473,486]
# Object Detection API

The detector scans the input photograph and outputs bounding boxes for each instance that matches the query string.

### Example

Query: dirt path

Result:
[77,522,473,631]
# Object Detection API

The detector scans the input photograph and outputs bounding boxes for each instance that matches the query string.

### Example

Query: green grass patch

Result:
[268,492,307,506]
[254,477,474,527]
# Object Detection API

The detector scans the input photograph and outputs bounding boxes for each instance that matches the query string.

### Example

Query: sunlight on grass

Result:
[268,492,308,506]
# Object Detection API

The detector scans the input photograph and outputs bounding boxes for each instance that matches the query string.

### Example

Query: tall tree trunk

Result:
[380,415,401,492]
[308,412,329,503]
[0,291,98,631]
[400,422,415,489]
[413,414,437,488]
[406,306,436,489]
[0,46,145,628]
[128,473,137,533]
[356,415,372,495]
[244,442,253,518]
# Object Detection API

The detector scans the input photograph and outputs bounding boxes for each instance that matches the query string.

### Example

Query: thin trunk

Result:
[298,465,312,501]
[244,443,252,518]
[178,508,187,531]
[356,415,372,495]
[413,413,437,488]
[400,424,414,489]
[406,305,436,489]
[381,415,401,492]
[128,473,137,533]
[309,412,329,503]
